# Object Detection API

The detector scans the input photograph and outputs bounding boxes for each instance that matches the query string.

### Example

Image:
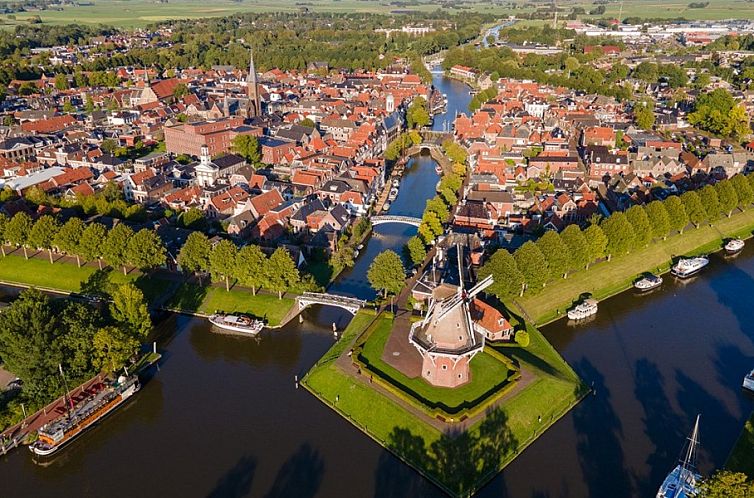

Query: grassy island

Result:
[303,310,585,496]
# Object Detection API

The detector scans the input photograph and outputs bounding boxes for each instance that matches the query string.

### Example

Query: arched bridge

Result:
[371,215,422,227]
[297,292,366,314]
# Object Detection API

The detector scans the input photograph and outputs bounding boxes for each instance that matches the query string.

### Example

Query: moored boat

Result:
[208,313,264,335]
[382,202,391,212]
[567,298,598,320]
[743,369,754,392]
[30,374,140,457]
[725,238,745,255]
[435,165,443,175]
[388,187,399,201]
[635,274,663,291]
[656,415,702,498]
[671,257,709,279]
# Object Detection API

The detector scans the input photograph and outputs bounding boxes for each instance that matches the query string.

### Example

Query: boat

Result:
[382,202,391,211]
[567,298,598,321]
[725,238,745,255]
[635,274,663,292]
[357,244,364,250]
[388,187,399,201]
[744,369,754,392]
[671,257,709,279]
[656,415,702,498]
[392,178,400,188]
[30,373,140,457]
[208,313,264,335]
[435,165,443,175]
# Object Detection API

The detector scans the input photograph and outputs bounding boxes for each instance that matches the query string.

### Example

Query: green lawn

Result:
[517,208,754,324]
[303,310,584,496]
[166,282,295,327]
[727,411,754,478]
[0,253,97,291]
[357,314,514,415]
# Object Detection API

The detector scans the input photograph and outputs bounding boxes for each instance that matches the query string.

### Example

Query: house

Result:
[470,298,514,342]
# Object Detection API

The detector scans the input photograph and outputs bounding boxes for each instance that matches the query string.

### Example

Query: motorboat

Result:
[388,187,399,201]
[725,238,745,255]
[567,298,598,321]
[382,202,391,212]
[392,179,400,188]
[656,415,702,498]
[635,274,663,292]
[671,257,709,279]
[208,313,264,335]
[435,164,443,175]
[743,369,754,392]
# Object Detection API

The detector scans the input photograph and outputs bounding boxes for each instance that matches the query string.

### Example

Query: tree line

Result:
[177,232,300,298]
[480,173,754,299]
[0,211,166,274]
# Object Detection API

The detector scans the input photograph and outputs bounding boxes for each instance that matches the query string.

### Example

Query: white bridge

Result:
[297,292,366,314]
[371,215,422,227]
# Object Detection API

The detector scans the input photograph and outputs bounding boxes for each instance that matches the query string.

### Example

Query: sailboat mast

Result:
[683,414,700,468]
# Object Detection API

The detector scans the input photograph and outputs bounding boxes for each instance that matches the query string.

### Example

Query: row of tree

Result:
[177,232,300,298]
[480,173,754,298]
[0,212,166,274]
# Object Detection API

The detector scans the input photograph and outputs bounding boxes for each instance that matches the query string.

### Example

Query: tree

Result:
[110,282,151,338]
[689,88,750,139]
[699,471,754,498]
[514,330,530,347]
[418,222,435,245]
[179,207,206,229]
[54,73,68,91]
[425,196,450,222]
[731,174,754,208]
[28,215,60,263]
[102,223,134,275]
[698,185,721,221]
[299,118,316,128]
[407,96,430,129]
[231,134,262,164]
[560,224,589,270]
[266,248,300,299]
[54,217,85,266]
[126,229,166,271]
[478,249,524,299]
[663,196,689,234]
[177,231,211,277]
[536,230,571,279]
[79,222,108,269]
[645,200,671,240]
[583,224,608,266]
[514,241,549,293]
[715,179,738,217]
[422,210,444,238]
[634,100,655,130]
[210,239,237,292]
[681,191,706,227]
[625,205,651,247]
[601,212,635,259]
[173,82,189,98]
[235,244,267,295]
[0,212,7,256]
[93,326,140,373]
[405,236,427,267]
[5,212,32,259]
[564,56,580,78]
[367,250,405,298]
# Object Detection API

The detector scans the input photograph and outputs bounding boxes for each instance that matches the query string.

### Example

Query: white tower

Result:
[386,93,395,113]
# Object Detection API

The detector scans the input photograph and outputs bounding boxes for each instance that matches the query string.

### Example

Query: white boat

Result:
[567,298,598,320]
[671,257,709,279]
[743,369,754,392]
[635,274,663,291]
[382,202,391,212]
[725,239,745,255]
[208,313,264,335]
[656,415,702,498]
[388,187,399,201]
[392,179,400,188]
[435,165,443,175]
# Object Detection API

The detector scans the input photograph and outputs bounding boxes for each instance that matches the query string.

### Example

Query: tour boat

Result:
[656,415,702,498]
[635,274,663,292]
[208,313,264,335]
[743,369,754,392]
[567,298,598,320]
[725,238,745,255]
[382,202,391,212]
[671,257,709,279]
[30,374,140,457]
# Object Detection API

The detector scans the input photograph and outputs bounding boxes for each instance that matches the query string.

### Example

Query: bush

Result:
[515,330,530,347]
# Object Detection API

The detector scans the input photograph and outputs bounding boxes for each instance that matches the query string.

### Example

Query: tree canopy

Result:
[368,250,405,298]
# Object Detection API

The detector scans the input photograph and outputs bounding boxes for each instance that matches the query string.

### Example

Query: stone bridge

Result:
[296,292,366,315]
[371,215,422,227]
[404,142,452,174]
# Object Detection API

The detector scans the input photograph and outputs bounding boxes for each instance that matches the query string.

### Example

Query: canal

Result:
[2,73,752,498]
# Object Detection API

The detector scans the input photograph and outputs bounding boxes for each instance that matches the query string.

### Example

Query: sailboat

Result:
[656,414,702,498]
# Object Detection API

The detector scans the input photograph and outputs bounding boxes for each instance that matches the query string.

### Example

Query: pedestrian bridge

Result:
[371,215,422,227]
[296,292,366,314]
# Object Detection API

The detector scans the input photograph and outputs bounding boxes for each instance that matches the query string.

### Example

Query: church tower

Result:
[247,47,261,118]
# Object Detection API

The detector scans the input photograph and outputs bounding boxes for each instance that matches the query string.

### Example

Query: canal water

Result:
[3,74,752,497]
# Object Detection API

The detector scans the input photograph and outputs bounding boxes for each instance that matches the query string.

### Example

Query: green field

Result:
[516,207,754,325]
[303,310,584,496]
[3,0,752,29]
[727,411,754,478]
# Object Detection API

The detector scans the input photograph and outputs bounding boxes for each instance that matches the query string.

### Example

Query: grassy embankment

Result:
[727,411,754,478]
[516,207,754,325]
[0,251,295,326]
[303,310,584,496]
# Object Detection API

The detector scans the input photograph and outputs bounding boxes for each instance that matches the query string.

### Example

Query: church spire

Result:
[246,46,261,118]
